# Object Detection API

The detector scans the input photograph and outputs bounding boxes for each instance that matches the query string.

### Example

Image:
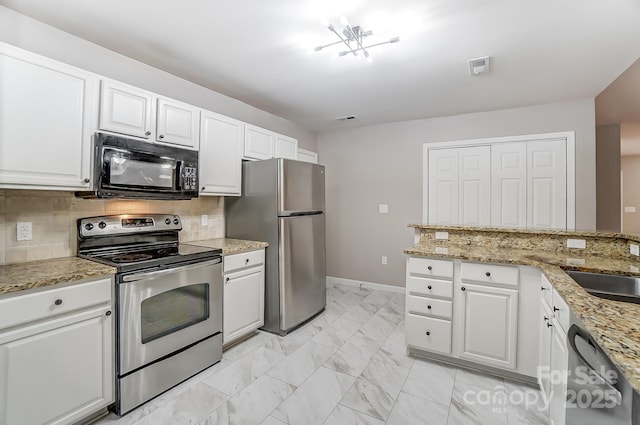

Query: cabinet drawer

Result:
[224,249,265,273]
[407,276,453,299]
[407,257,453,279]
[406,314,452,355]
[461,262,519,287]
[407,295,453,319]
[0,278,112,330]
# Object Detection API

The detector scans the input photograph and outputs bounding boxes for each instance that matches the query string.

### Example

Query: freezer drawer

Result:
[278,213,326,331]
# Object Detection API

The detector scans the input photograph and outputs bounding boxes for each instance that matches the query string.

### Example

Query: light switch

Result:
[201,215,208,226]
[379,204,389,214]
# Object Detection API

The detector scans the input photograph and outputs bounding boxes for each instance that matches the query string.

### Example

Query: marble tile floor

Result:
[95,282,549,425]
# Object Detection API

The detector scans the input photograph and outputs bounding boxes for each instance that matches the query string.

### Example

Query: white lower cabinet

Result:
[0,278,114,425]
[223,249,265,346]
[406,257,543,378]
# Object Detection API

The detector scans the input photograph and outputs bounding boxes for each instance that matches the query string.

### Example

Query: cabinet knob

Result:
[427,285,432,290]
[83,178,90,183]
[159,134,165,139]
[105,311,112,317]
[547,322,553,328]
[541,286,547,291]
[425,331,431,336]
[543,316,549,322]
[461,287,466,291]
[225,277,230,282]
[145,131,151,136]
[553,306,560,312]
[485,272,491,277]
[245,258,250,264]
[427,266,433,271]
[201,187,206,191]
[427,305,432,310]
[54,299,63,306]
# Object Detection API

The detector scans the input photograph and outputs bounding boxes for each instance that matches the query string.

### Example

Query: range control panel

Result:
[78,214,182,238]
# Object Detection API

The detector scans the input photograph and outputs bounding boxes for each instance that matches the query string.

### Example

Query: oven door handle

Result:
[121,258,221,282]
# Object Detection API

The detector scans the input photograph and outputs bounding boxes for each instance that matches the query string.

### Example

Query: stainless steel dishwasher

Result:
[566,319,640,424]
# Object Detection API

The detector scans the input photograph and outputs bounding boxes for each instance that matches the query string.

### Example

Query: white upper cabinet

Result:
[199,110,243,196]
[491,142,527,227]
[244,124,275,160]
[99,80,154,139]
[527,140,567,230]
[0,42,98,190]
[458,146,491,226]
[274,133,298,160]
[156,97,200,149]
[99,80,199,149]
[297,148,319,164]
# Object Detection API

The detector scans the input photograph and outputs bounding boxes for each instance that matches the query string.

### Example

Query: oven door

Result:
[118,258,222,376]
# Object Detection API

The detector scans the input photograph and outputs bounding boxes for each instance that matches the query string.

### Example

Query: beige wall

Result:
[318,99,596,287]
[0,190,224,265]
[622,155,640,234]
[596,124,621,232]
[0,6,317,151]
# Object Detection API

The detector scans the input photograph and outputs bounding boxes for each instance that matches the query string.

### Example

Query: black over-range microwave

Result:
[76,132,199,200]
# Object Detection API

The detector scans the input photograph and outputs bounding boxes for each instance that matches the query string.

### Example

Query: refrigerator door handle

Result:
[279,211,324,217]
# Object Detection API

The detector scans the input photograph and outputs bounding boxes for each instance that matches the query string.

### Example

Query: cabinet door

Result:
[156,98,200,149]
[491,142,527,227]
[0,43,97,189]
[428,148,459,225]
[275,134,298,159]
[199,111,243,196]
[297,148,318,164]
[456,283,518,369]
[458,146,491,225]
[527,140,567,230]
[223,266,265,345]
[0,306,113,425]
[244,124,274,160]
[538,301,553,404]
[549,319,568,425]
[99,80,153,139]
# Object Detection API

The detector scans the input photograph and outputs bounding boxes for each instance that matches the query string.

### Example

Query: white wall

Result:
[318,99,596,287]
[0,6,317,150]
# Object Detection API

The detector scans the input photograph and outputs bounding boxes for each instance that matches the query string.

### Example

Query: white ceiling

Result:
[2,0,640,133]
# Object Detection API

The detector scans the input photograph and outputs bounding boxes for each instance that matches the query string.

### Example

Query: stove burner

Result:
[111,253,154,263]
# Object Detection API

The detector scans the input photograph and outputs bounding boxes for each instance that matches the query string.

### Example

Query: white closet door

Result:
[428,148,459,225]
[458,146,491,226]
[491,142,527,228]
[527,140,567,230]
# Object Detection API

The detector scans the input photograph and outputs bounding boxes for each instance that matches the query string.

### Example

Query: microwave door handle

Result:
[176,160,185,189]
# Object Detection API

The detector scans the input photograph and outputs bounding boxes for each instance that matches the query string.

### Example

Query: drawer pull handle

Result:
[54,299,63,306]
[427,285,432,290]
[485,272,491,277]
[553,306,560,312]
[105,311,112,317]
[461,287,466,291]
[427,266,433,271]
[427,305,432,310]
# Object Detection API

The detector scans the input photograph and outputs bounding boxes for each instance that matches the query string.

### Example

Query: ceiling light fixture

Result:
[313,16,400,62]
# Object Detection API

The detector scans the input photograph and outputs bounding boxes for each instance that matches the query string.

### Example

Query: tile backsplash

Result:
[0,190,225,265]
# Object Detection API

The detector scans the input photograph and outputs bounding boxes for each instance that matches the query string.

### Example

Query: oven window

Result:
[140,283,209,344]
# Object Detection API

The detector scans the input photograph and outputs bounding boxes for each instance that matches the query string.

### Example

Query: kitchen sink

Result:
[565,270,640,304]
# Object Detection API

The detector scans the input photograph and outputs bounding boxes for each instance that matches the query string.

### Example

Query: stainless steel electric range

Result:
[77,214,223,415]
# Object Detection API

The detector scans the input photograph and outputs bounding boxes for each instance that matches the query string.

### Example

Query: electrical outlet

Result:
[435,246,449,254]
[566,238,586,249]
[201,215,208,226]
[435,231,449,240]
[17,222,32,241]
[379,204,389,214]
[625,206,637,213]
[381,256,387,265]
[631,244,639,256]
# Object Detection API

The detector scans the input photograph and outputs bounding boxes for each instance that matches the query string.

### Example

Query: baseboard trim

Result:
[326,276,405,294]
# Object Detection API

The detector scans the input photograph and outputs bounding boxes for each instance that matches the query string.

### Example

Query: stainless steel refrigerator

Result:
[225,158,326,335]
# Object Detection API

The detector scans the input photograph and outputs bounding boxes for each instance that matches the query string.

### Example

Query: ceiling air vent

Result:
[468,56,491,75]
[336,116,357,121]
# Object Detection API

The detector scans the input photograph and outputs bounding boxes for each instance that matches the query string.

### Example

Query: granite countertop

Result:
[191,238,268,255]
[0,257,116,296]
[405,243,640,394]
